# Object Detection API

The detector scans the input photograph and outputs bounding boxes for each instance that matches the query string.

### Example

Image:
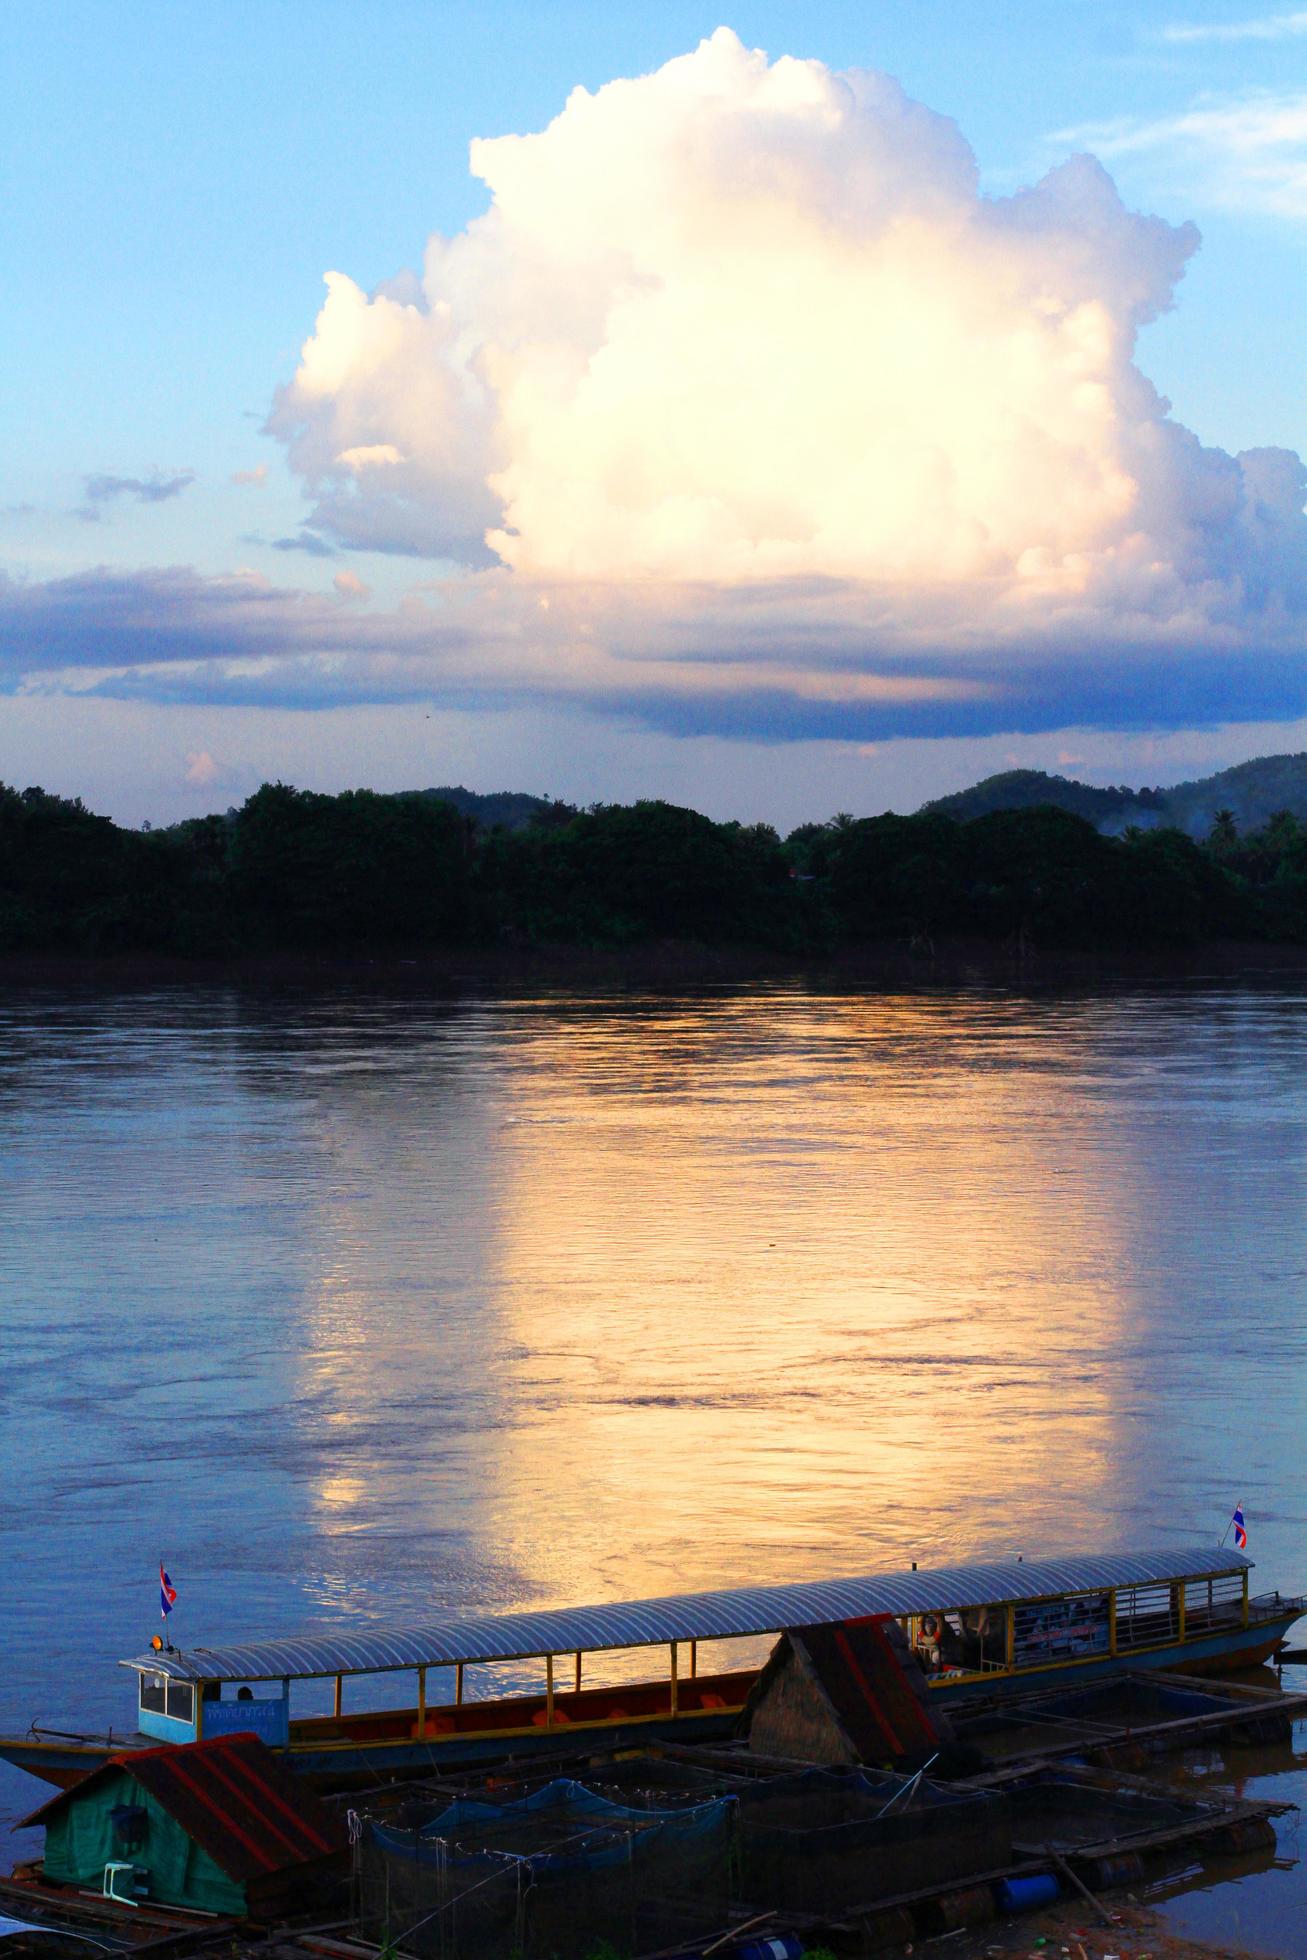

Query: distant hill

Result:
[1160,754,1307,837]
[413,785,570,830]
[922,770,1157,829]
[921,754,1307,839]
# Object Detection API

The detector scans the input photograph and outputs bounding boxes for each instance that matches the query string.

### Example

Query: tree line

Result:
[4,778,1307,958]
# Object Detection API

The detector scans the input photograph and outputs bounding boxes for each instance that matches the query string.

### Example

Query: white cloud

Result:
[266,27,1307,668]
[333,569,372,599]
[231,464,269,487]
[335,443,405,470]
[184,748,222,786]
[1062,92,1307,217]
[1161,9,1307,40]
[6,33,1306,752]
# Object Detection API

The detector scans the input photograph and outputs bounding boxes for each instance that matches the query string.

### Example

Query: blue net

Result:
[359,1776,737,1958]
[357,1763,1010,1957]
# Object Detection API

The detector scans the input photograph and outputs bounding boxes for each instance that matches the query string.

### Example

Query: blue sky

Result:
[3,0,1307,826]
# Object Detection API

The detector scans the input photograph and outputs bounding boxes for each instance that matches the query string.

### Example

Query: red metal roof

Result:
[20,1735,346,1883]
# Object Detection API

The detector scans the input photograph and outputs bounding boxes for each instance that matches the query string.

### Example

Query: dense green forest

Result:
[4,778,1307,958]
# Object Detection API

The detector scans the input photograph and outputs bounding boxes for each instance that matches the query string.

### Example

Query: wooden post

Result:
[546,1655,555,1728]
[1005,1606,1015,1672]
[670,1642,679,1717]
[1177,1585,1186,1646]
[456,1662,464,1705]
[1243,1570,1250,1629]
[689,1640,698,1680]
[1108,1590,1118,1657]
[574,1652,582,1693]
[417,1667,426,1735]
[333,1675,343,1720]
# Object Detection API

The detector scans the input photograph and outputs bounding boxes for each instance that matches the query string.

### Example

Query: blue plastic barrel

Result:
[995,1872,1061,1914]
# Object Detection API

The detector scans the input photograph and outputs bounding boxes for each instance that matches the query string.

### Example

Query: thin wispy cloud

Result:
[272,530,336,557]
[1161,8,1307,40]
[1058,90,1307,216]
[80,469,195,516]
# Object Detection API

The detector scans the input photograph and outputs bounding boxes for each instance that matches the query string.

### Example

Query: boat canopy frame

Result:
[121,1544,1254,1686]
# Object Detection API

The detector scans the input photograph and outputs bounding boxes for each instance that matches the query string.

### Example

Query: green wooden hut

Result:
[21,1734,346,1920]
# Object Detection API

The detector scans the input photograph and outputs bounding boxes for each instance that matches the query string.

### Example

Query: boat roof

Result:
[122,1543,1250,1684]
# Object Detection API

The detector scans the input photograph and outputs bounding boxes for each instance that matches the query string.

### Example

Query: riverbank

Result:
[4,935,1307,992]
[953,1896,1273,1957]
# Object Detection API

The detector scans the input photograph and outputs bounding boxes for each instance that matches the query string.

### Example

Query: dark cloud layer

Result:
[3,564,1306,744]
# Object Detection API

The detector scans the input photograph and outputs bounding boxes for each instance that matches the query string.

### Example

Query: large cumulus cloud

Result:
[270,27,1307,628]
[5,30,1307,740]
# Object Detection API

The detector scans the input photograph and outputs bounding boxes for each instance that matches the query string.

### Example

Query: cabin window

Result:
[1183,1573,1244,1630]
[912,1606,1006,1675]
[165,1680,194,1722]
[1114,1582,1178,1651]
[1013,1591,1110,1666]
[139,1673,167,1714]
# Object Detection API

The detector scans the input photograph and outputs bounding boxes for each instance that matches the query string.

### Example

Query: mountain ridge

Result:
[920,753,1307,838]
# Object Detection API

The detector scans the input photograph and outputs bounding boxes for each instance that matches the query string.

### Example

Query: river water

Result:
[3,980,1307,1949]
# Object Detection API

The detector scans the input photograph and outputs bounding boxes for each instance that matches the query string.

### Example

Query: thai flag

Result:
[1232,1506,1248,1551]
[160,1564,178,1618]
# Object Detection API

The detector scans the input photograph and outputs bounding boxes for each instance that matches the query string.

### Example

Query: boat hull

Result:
[0,1734,150,1792]
[0,1705,745,1793]
[2,1614,1298,1791]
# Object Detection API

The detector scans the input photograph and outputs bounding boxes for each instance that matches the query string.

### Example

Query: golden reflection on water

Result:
[167,986,1307,1652]
[476,994,1135,1611]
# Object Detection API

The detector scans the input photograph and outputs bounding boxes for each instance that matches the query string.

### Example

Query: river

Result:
[3,979,1307,1950]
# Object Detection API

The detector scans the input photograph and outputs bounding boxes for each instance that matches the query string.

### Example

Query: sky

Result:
[3,0,1307,830]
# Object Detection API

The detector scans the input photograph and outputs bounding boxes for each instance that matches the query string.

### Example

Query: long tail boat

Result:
[2,1543,1299,1792]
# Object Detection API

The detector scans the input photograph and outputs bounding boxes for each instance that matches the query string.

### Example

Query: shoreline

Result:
[953,1896,1275,1958]
[4,935,1307,993]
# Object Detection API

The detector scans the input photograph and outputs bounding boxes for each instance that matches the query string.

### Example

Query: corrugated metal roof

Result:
[121,1544,1250,1684]
[20,1736,346,1881]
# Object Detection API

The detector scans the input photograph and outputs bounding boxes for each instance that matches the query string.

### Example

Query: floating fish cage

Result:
[729,1766,1010,1916]
[354,1762,1010,1960]
[356,1774,737,1960]
[952,1670,1293,1765]
[1003,1765,1280,1885]
[1007,1773,1218,1851]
